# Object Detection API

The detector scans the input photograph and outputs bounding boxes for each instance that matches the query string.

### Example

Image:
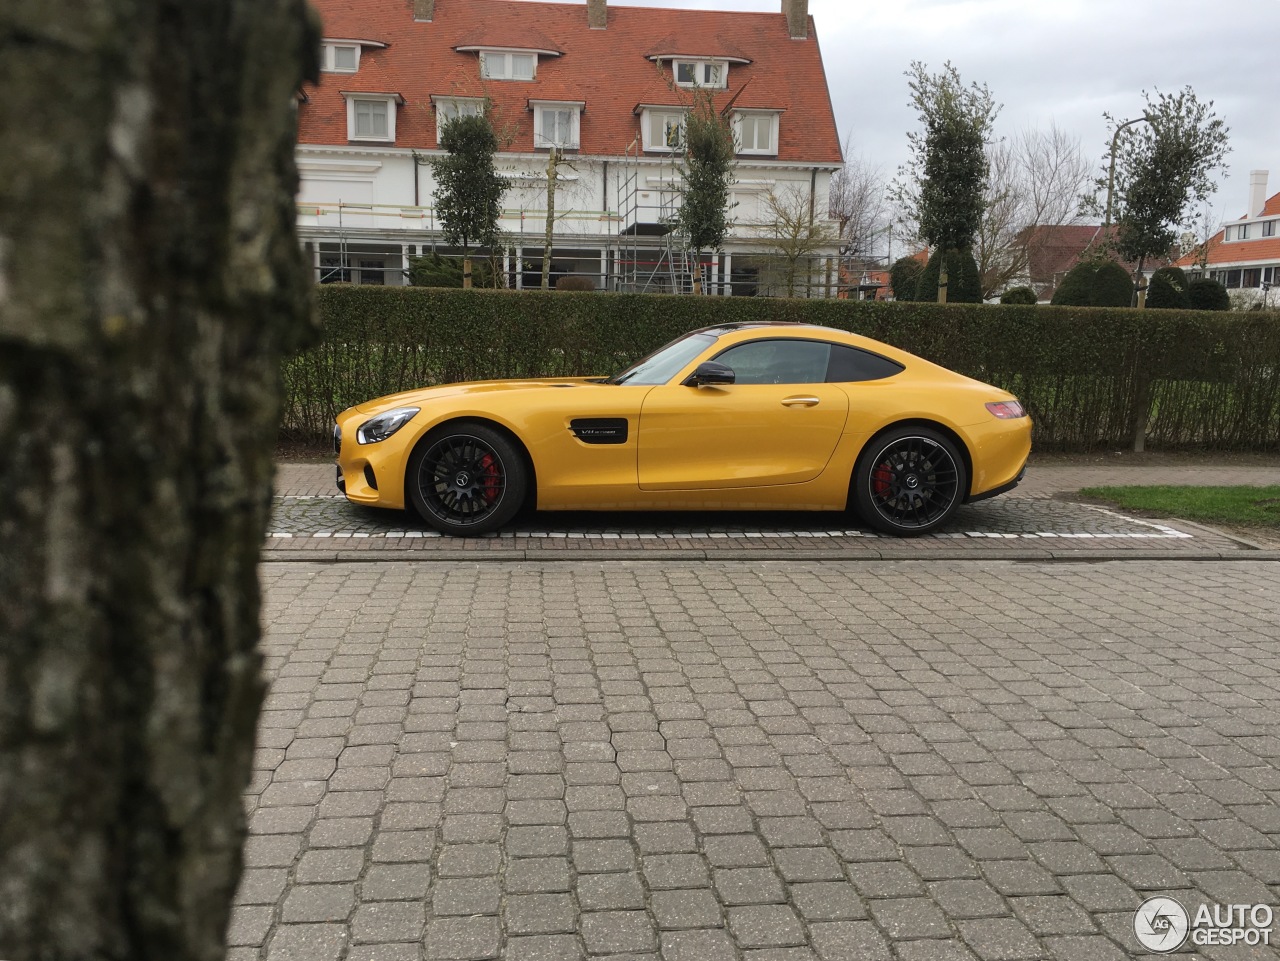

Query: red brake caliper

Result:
[477,453,501,504]
[872,463,893,499]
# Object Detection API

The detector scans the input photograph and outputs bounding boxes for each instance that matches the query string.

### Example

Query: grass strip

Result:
[1078,485,1280,528]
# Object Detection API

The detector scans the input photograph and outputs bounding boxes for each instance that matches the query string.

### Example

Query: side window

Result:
[713,339,831,384]
[826,344,905,383]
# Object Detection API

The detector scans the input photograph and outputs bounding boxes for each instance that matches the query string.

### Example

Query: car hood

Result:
[350,377,604,416]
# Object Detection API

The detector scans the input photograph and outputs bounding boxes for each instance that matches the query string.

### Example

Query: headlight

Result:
[356,407,420,444]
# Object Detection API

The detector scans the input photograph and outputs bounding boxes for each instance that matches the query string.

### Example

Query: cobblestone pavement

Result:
[236,559,1280,961]
[269,495,1203,546]
[264,461,1276,558]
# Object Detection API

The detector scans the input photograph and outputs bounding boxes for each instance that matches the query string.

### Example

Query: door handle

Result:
[782,396,820,408]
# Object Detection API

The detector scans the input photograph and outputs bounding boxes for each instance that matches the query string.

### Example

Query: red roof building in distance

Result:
[1174,170,1280,306]
[297,0,845,296]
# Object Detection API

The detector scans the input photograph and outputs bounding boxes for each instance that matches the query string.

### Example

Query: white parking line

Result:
[269,502,1196,541]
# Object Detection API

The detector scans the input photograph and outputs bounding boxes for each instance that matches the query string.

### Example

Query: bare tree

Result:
[755,185,840,297]
[0,1,316,958]
[829,145,888,265]
[974,124,1092,298]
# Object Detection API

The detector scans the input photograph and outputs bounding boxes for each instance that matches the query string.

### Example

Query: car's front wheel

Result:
[853,427,967,536]
[407,424,528,536]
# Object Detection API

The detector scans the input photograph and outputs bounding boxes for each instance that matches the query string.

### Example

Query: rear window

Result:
[826,344,904,383]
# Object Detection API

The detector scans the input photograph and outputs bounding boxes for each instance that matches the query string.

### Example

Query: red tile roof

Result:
[1173,190,1280,268]
[300,0,843,163]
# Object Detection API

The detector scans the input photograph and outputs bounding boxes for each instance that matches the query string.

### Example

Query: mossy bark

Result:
[0,1,318,959]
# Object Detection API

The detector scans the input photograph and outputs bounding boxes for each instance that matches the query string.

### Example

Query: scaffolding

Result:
[613,138,694,293]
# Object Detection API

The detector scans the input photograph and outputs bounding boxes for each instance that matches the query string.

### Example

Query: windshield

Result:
[608,332,717,386]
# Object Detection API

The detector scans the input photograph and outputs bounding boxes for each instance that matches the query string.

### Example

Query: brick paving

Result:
[236,558,1280,960]
[265,460,1280,559]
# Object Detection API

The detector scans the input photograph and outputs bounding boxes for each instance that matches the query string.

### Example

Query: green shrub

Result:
[1092,260,1135,307]
[915,248,982,303]
[1188,277,1231,311]
[1050,260,1096,306]
[889,256,925,302]
[999,286,1038,305]
[1146,266,1190,309]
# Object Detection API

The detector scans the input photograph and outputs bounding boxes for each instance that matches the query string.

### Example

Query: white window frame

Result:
[479,50,537,81]
[733,111,780,156]
[1264,220,1277,238]
[1240,224,1250,240]
[344,93,398,143]
[532,102,582,150]
[641,108,688,153]
[672,60,727,89]
[434,97,486,141]
[322,43,361,73]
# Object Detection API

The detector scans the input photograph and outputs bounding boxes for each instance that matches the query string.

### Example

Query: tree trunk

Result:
[463,256,473,288]
[937,255,950,304]
[542,148,558,290]
[692,254,703,295]
[0,2,317,959]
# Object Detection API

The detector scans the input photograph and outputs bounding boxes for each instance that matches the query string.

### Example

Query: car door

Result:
[638,338,850,490]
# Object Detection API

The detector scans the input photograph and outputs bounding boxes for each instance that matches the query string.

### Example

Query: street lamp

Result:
[1103,114,1154,232]
[1103,114,1155,308]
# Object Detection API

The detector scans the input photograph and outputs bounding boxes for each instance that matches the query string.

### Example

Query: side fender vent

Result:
[570,418,629,445]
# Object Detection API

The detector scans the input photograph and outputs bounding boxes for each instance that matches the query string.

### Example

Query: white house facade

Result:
[297,0,845,295]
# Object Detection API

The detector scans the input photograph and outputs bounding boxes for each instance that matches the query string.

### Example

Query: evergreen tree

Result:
[1090,87,1229,299]
[1188,276,1231,311]
[1146,266,1190,309]
[999,286,1038,305]
[1092,260,1135,307]
[1050,260,1099,306]
[915,247,983,303]
[677,88,737,294]
[431,112,509,288]
[889,256,925,301]
[891,62,999,302]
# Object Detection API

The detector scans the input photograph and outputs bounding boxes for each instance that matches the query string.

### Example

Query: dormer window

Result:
[673,60,727,89]
[320,38,386,73]
[733,111,780,156]
[343,92,402,143]
[322,43,360,72]
[479,50,536,80]
[640,107,687,152]
[532,101,583,150]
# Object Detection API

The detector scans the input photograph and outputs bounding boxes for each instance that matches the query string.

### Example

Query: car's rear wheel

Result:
[853,427,967,536]
[408,424,527,536]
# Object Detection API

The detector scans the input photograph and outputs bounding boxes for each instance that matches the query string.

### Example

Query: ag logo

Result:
[1134,896,1190,952]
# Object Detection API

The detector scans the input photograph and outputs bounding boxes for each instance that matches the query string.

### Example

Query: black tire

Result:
[407,424,528,536]
[852,427,967,536]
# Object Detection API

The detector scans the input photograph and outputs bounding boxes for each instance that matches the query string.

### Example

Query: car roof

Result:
[693,322,837,337]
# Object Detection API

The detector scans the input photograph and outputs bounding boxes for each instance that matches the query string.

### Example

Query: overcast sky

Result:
[526,0,1280,225]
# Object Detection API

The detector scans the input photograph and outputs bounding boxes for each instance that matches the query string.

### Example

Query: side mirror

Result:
[684,361,736,387]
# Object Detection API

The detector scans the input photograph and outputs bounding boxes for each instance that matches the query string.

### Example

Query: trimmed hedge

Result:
[284,285,1280,451]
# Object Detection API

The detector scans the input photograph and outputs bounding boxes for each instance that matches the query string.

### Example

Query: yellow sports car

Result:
[333,323,1030,536]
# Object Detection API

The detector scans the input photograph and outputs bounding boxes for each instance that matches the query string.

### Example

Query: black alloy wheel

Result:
[853,427,967,536]
[408,424,528,536]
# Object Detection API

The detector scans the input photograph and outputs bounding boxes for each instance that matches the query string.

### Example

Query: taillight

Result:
[986,400,1026,419]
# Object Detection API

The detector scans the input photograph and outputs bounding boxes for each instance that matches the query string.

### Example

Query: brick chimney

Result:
[413,0,434,21]
[587,0,606,29]
[783,0,808,39]
[1249,170,1269,218]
